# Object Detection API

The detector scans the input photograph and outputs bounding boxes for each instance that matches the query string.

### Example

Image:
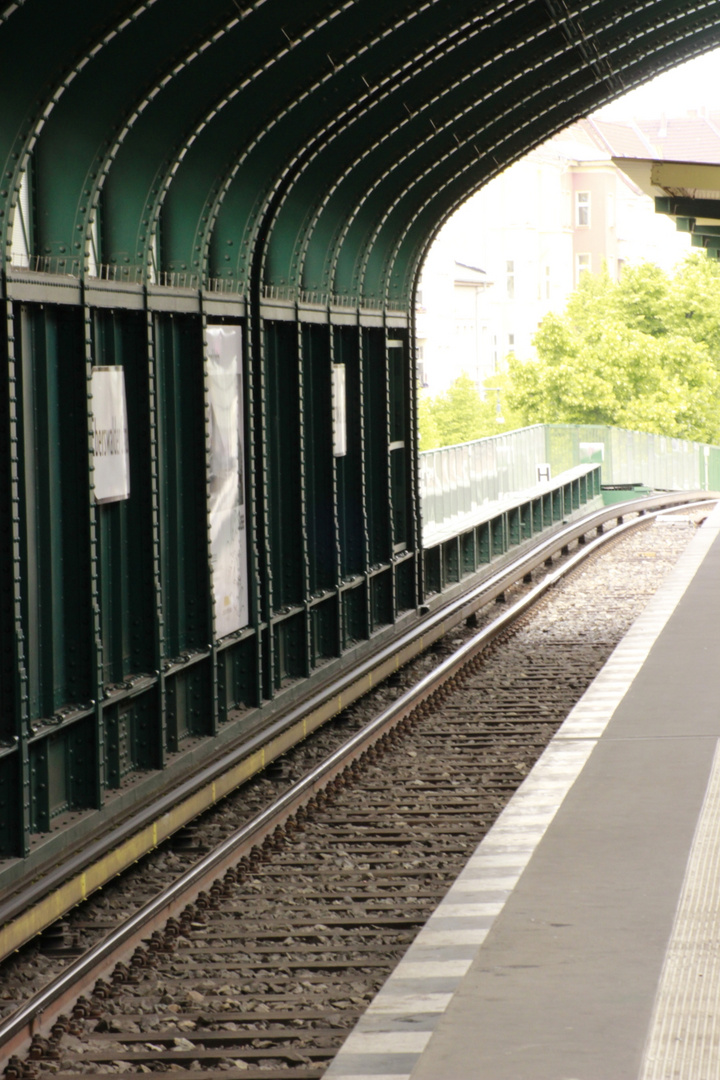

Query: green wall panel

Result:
[156,314,210,658]
[17,305,92,721]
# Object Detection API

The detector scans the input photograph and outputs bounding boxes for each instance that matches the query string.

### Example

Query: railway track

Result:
[2,493,707,972]
[0,504,712,1078]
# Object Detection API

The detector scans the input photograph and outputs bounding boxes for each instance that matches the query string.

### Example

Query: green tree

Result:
[666,254,720,357]
[506,255,720,444]
[428,372,486,446]
[416,387,442,450]
[417,371,530,451]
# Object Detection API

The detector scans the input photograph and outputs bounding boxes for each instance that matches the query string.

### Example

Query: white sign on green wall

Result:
[91,366,130,504]
[205,325,249,637]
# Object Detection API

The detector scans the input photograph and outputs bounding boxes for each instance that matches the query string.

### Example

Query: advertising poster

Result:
[91,366,131,503]
[205,325,249,637]
[332,363,347,457]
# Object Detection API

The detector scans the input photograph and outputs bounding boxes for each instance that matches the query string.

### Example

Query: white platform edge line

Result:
[324,507,720,1080]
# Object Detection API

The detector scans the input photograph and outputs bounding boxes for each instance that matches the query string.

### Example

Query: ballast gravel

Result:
[0,511,709,1077]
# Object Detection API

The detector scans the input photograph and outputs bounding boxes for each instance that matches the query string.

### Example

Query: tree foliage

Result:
[418,372,525,450]
[417,388,442,450]
[417,255,720,451]
[506,255,720,444]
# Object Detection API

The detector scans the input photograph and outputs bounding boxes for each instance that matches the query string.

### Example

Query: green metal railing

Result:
[420,423,720,543]
[547,425,720,492]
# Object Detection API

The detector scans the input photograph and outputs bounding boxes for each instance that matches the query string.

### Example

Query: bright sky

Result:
[593,47,720,119]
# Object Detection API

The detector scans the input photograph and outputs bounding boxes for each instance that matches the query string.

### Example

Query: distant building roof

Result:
[454,262,491,286]
[583,118,656,159]
[635,115,720,163]
[573,114,720,165]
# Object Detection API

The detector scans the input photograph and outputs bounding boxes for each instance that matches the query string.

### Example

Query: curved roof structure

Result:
[3,0,720,310]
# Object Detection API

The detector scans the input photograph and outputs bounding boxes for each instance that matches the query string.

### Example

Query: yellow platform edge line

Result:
[0,610,457,960]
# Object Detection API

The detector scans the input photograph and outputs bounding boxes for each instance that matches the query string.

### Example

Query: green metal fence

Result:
[420,426,548,546]
[547,425,720,492]
[421,462,603,596]
[420,423,720,543]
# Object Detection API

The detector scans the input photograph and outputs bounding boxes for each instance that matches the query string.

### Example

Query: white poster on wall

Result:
[332,363,347,457]
[205,325,249,637]
[91,366,130,503]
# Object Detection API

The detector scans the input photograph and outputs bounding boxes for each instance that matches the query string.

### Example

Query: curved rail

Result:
[2,492,709,944]
[0,493,712,958]
[1,496,715,1064]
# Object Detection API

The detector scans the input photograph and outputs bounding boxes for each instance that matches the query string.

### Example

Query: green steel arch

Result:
[1,0,719,299]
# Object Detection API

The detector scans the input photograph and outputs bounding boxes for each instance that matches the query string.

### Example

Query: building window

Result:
[544,265,551,299]
[576,253,591,282]
[506,259,515,299]
[576,191,590,227]
[508,334,515,351]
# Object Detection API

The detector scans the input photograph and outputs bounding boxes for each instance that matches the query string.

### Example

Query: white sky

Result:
[593,47,720,119]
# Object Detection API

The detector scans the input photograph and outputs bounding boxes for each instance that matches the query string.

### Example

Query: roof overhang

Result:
[612,157,720,255]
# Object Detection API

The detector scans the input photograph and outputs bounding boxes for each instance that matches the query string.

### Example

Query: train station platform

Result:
[325,501,720,1080]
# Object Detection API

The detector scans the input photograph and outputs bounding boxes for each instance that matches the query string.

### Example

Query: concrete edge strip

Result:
[323,505,720,1080]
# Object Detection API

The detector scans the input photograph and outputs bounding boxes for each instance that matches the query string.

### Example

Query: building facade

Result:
[416,116,707,394]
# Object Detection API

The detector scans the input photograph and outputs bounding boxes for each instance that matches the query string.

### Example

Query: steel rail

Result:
[0,492,712,944]
[1,496,715,1064]
[0,499,616,928]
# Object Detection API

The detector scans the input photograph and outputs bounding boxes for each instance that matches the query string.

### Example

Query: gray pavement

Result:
[326,504,720,1080]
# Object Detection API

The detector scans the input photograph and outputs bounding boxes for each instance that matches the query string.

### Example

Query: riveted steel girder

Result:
[1,0,720,303]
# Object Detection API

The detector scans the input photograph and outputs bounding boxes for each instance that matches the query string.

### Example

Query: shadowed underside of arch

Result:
[1,0,720,308]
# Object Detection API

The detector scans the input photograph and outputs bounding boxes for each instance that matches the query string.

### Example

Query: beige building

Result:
[416,116,707,394]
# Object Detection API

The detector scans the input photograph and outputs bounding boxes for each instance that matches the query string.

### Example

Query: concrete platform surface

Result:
[325,502,720,1080]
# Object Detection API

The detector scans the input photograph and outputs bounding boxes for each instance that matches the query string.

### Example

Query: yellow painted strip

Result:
[1,615,459,961]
